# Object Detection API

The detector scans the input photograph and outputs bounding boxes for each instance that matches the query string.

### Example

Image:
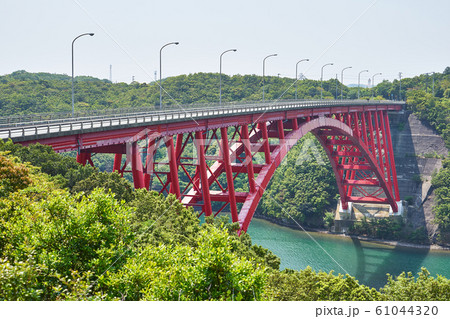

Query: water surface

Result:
[247,218,450,289]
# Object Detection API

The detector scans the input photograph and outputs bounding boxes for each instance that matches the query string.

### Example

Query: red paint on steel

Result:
[241,125,256,193]
[384,110,400,202]
[12,103,403,232]
[220,127,238,223]
[113,154,122,172]
[379,110,393,191]
[195,131,213,216]
[131,142,145,189]
[166,136,181,199]
[259,121,271,164]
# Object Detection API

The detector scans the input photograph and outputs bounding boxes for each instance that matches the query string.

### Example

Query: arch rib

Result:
[238,116,398,233]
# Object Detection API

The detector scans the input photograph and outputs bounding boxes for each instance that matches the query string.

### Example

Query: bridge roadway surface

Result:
[0,99,404,152]
[0,99,406,232]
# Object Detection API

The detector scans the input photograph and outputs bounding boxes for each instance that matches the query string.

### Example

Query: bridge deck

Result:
[0,100,404,151]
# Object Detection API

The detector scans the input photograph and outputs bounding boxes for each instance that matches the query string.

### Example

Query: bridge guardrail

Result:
[0,100,405,140]
[0,99,289,126]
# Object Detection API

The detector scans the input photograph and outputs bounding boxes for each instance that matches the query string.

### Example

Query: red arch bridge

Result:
[1,100,405,233]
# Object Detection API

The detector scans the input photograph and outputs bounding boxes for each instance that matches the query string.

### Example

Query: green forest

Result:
[0,68,446,117]
[0,69,449,300]
[1,145,449,300]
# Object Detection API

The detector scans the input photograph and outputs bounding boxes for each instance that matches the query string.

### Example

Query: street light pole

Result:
[357,69,369,99]
[320,63,333,100]
[371,72,382,98]
[72,32,94,117]
[399,72,403,100]
[219,49,237,105]
[295,59,309,100]
[262,54,277,102]
[340,66,352,100]
[159,41,179,109]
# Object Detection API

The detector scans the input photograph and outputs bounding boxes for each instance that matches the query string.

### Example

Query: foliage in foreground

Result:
[0,140,95,189]
[1,151,450,301]
[0,153,272,300]
[265,267,450,301]
[265,267,381,301]
[380,268,450,301]
[105,226,266,301]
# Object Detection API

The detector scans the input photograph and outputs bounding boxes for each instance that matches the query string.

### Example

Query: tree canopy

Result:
[1,150,449,301]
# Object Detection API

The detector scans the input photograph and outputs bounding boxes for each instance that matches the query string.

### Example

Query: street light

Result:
[72,32,94,117]
[357,69,369,99]
[371,73,382,98]
[320,63,333,100]
[262,54,277,102]
[340,66,352,100]
[159,41,179,109]
[295,59,309,100]
[219,49,237,105]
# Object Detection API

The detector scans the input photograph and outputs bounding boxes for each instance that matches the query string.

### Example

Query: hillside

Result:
[0,70,357,116]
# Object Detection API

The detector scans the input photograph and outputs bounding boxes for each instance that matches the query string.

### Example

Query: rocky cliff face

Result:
[389,111,448,240]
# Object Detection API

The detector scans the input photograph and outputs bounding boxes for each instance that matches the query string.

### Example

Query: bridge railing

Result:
[0,99,292,127]
[0,100,405,140]
[0,99,405,127]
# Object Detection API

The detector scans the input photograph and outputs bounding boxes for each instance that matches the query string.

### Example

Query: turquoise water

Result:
[246,218,450,289]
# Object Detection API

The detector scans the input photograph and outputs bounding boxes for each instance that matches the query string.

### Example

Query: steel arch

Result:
[6,101,402,233]
[118,111,399,233]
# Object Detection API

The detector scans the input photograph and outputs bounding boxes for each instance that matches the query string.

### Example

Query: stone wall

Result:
[387,111,448,239]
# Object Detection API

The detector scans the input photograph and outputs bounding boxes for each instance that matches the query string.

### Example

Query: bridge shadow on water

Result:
[350,236,430,289]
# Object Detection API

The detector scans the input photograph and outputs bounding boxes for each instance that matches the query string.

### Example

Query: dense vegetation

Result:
[1,149,450,301]
[1,68,448,117]
[258,134,338,227]
[0,70,360,117]
[432,158,450,243]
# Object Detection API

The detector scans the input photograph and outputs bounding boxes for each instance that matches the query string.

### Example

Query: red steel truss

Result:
[18,104,402,233]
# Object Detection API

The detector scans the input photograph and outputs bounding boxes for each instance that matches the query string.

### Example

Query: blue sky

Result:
[1,0,449,85]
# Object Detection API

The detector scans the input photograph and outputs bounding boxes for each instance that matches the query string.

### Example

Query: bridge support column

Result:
[144,137,159,190]
[338,199,353,219]
[367,111,377,158]
[175,134,184,161]
[195,131,212,217]
[166,136,181,199]
[379,110,392,190]
[291,118,298,130]
[221,127,238,222]
[259,122,271,164]
[389,201,404,216]
[383,111,400,202]
[241,125,256,193]
[131,142,145,189]
[277,120,285,139]
[76,152,93,167]
[113,154,122,173]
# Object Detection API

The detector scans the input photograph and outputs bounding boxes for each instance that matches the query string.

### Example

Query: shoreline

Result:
[252,214,450,251]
